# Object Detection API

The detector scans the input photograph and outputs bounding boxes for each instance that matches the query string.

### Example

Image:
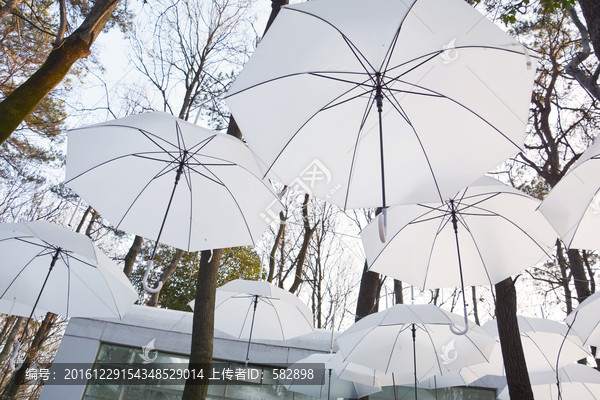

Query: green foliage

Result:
[130,244,262,311]
[476,0,576,25]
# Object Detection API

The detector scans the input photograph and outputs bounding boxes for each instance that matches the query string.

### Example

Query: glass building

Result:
[39,306,497,400]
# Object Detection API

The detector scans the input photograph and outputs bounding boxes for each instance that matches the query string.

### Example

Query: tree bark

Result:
[567,248,591,303]
[148,249,184,307]
[495,278,533,400]
[578,0,600,63]
[267,211,286,283]
[0,0,121,143]
[181,248,224,400]
[471,286,480,326]
[0,0,23,19]
[355,261,380,322]
[123,235,143,278]
[2,312,57,399]
[289,194,317,294]
[393,279,403,304]
[557,241,574,314]
[0,317,24,366]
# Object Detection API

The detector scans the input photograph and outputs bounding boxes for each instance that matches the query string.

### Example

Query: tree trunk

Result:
[557,241,573,314]
[393,279,403,304]
[579,0,600,63]
[2,312,57,399]
[289,194,317,294]
[567,249,591,303]
[267,211,286,283]
[181,248,224,400]
[495,278,533,400]
[123,235,143,278]
[0,0,120,143]
[0,317,24,366]
[355,261,380,322]
[471,286,480,326]
[148,249,184,307]
[0,0,23,19]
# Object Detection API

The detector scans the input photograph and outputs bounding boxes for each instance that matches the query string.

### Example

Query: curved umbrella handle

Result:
[378,208,387,243]
[8,341,21,371]
[449,307,469,336]
[142,260,163,294]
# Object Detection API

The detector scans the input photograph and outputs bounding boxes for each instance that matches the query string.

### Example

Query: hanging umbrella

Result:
[65,112,282,292]
[538,137,600,251]
[497,364,600,400]
[336,304,495,400]
[465,316,592,380]
[189,279,314,365]
[0,220,138,368]
[565,291,600,348]
[225,0,535,225]
[282,353,381,399]
[361,176,556,332]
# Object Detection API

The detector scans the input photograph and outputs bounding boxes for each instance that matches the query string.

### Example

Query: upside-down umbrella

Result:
[538,137,600,251]
[497,364,600,400]
[361,177,556,332]
[225,0,535,238]
[65,112,281,292]
[565,290,600,348]
[336,304,495,400]
[282,353,381,400]
[190,279,314,365]
[0,221,138,369]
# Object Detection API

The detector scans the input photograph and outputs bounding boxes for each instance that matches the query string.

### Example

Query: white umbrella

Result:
[0,221,138,368]
[361,176,556,332]
[464,316,592,382]
[538,137,600,251]
[565,290,600,347]
[497,364,600,400]
[225,0,535,219]
[65,112,281,292]
[336,304,495,399]
[190,279,314,364]
[283,353,381,399]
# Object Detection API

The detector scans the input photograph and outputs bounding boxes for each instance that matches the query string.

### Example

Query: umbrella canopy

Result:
[362,176,555,289]
[565,290,600,347]
[497,364,600,400]
[538,137,600,250]
[466,316,592,380]
[283,353,381,399]
[361,176,555,331]
[65,112,281,292]
[225,0,535,212]
[0,221,137,318]
[0,299,46,319]
[336,304,495,389]
[0,220,138,370]
[190,279,314,364]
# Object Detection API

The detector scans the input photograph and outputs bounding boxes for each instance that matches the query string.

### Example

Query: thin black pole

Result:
[375,72,387,211]
[143,150,188,293]
[449,200,469,335]
[245,295,259,367]
[327,368,332,400]
[412,323,417,400]
[9,248,61,369]
[392,372,398,400]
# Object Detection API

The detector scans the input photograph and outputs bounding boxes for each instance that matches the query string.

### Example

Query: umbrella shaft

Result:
[375,73,387,210]
[19,249,60,345]
[412,324,417,400]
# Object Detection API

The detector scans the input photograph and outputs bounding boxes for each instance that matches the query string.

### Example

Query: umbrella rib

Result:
[456,215,496,288]
[65,152,176,184]
[238,300,255,338]
[284,7,376,73]
[0,247,49,298]
[563,184,600,249]
[263,296,287,340]
[392,77,523,152]
[467,202,552,257]
[186,134,217,154]
[367,207,442,268]
[115,162,180,228]
[61,252,71,317]
[182,164,194,252]
[380,86,444,202]
[385,45,535,78]
[422,211,453,289]
[195,164,256,245]
[343,85,378,210]
[185,165,226,186]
